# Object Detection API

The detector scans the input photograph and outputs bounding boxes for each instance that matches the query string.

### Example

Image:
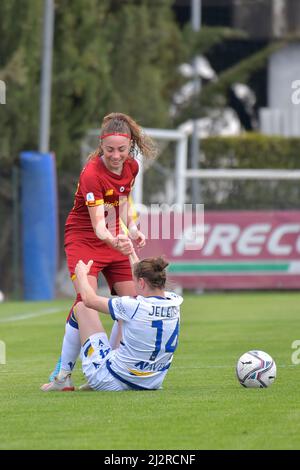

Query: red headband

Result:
[100,132,131,140]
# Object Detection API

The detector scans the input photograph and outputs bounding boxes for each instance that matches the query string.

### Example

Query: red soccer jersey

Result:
[65,156,139,243]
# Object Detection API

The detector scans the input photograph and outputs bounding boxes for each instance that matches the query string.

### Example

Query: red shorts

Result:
[64,237,133,294]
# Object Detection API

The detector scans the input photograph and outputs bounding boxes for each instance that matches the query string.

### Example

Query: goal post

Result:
[185,169,300,180]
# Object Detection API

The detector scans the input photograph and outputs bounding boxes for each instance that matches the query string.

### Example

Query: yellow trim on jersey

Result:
[128,368,155,377]
[71,274,76,281]
[85,199,104,207]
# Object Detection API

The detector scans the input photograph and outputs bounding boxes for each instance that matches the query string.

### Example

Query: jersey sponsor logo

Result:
[130,360,171,374]
[104,200,120,207]
[105,189,114,196]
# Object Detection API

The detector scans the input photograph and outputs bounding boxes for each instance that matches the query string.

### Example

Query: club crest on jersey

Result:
[119,186,125,193]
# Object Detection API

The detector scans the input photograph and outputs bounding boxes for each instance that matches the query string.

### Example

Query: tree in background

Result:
[0,0,184,171]
[103,0,183,128]
[50,0,112,170]
[0,0,43,167]
[0,0,279,170]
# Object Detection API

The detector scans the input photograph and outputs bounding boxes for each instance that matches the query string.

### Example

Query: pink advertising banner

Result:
[138,211,300,290]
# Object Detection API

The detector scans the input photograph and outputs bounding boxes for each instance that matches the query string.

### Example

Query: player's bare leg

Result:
[74,301,110,391]
[41,275,98,392]
[73,301,105,343]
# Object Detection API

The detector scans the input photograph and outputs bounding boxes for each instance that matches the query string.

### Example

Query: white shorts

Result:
[81,332,128,391]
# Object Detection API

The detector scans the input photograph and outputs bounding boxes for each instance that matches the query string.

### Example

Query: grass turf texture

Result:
[0,293,299,450]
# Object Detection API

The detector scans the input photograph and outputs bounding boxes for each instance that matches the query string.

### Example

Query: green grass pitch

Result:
[0,292,300,450]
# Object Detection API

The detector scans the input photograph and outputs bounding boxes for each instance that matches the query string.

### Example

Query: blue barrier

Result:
[20,152,58,300]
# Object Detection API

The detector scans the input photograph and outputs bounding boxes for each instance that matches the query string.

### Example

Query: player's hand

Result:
[129,228,146,248]
[75,259,93,280]
[114,234,134,255]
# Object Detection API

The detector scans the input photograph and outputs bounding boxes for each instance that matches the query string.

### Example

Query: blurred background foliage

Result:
[1,0,184,170]
[0,0,285,171]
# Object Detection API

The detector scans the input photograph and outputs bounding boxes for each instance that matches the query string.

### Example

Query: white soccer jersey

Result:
[107,292,183,390]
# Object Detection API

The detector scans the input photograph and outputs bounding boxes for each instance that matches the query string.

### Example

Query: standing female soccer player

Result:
[71,256,182,391]
[41,112,156,391]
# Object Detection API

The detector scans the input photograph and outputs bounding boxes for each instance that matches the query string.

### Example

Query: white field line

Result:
[0,307,62,323]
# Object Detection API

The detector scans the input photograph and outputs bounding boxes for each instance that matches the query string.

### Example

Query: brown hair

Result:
[133,257,169,289]
[88,112,157,161]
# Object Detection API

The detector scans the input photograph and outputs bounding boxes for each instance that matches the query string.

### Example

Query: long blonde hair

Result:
[88,112,157,161]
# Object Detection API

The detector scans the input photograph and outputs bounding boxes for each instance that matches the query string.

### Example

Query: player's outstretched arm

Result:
[88,205,133,255]
[75,260,110,313]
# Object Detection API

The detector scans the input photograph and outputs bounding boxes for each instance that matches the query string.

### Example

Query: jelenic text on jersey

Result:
[148,305,179,318]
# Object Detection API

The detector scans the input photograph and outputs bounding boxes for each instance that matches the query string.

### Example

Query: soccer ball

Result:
[0,290,4,303]
[236,350,276,388]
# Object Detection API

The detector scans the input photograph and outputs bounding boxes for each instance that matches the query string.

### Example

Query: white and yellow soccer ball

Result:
[236,350,276,388]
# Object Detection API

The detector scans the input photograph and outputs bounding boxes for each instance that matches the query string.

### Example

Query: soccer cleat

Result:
[49,356,62,382]
[40,373,75,392]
